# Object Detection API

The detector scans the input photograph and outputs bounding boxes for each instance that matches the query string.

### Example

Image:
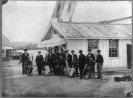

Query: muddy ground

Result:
[2,60,132,97]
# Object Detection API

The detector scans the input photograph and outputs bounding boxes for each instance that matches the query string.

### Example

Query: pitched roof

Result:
[51,22,132,39]
[99,16,132,24]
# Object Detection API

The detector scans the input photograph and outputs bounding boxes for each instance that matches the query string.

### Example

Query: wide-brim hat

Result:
[88,49,92,51]
[79,50,83,53]
[71,50,74,52]
[24,49,28,51]
[38,51,41,53]
[48,49,52,51]
[97,50,101,52]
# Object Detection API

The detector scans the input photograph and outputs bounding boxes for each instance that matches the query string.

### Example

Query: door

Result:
[6,49,10,57]
[127,44,132,69]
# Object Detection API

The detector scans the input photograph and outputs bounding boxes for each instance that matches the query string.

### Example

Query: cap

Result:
[97,50,101,52]
[48,49,52,51]
[71,50,74,52]
[24,49,28,51]
[79,50,83,53]
[38,51,41,53]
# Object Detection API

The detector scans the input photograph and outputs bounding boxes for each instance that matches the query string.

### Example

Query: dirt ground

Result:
[2,60,132,97]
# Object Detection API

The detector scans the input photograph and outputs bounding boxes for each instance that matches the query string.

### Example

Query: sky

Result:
[2,1,132,42]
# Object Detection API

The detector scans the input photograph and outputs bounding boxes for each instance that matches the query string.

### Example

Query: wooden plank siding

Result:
[99,39,132,68]
[67,39,132,68]
[67,39,88,56]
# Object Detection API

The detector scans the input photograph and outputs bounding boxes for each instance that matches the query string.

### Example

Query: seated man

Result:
[43,56,51,76]
[25,57,33,76]
[80,57,95,79]
[69,57,78,78]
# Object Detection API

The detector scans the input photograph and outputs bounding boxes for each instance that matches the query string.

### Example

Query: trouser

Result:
[45,66,50,75]
[49,63,55,74]
[75,66,79,76]
[22,63,25,74]
[79,66,84,77]
[97,63,102,79]
[80,67,90,78]
[27,67,33,75]
[22,63,28,74]
[61,66,65,76]
[37,63,43,75]
[69,68,75,77]
[55,66,61,76]
[90,64,95,78]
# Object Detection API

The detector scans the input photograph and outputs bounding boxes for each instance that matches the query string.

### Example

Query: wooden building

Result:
[2,34,15,61]
[39,21,132,69]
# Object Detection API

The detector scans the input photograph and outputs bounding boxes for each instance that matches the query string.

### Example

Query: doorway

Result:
[127,44,132,69]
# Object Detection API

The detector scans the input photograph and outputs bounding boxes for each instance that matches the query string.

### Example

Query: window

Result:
[109,39,119,57]
[88,39,98,49]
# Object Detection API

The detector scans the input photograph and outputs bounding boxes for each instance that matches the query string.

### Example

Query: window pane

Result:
[109,49,111,52]
[109,39,119,48]
[109,53,111,57]
[115,53,117,57]
[115,49,117,52]
[112,53,115,57]
[112,49,115,52]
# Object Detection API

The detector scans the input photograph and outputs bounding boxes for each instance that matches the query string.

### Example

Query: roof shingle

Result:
[52,22,132,39]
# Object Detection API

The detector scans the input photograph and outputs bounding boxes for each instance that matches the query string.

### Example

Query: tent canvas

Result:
[37,38,67,48]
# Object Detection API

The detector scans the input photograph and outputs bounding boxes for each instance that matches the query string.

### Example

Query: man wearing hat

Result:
[55,49,61,65]
[21,49,29,74]
[47,49,56,75]
[36,51,44,75]
[86,48,95,78]
[55,49,61,75]
[71,50,78,76]
[78,50,86,78]
[96,49,104,79]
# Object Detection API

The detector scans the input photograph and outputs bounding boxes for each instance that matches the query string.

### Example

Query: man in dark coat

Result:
[71,50,78,76]
[21,49,29,75]
[47,49,56,75]
[96,50,104,79]
[25,57,33,76]
[80,56,95,79]
[55,49,61,66]
[78,50,86,78]
[55,49,61,75]
[86,49,95,78]
[65,50,72,68]
[36,51,44,75]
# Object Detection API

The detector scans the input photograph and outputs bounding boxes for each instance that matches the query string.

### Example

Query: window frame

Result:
[109,39,119,58]
[88,39,99,49]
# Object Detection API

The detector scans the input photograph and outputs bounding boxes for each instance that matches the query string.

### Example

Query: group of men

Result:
[35,48,104,79]
[20,48,104,79]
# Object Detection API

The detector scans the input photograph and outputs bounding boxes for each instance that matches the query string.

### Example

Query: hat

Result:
[48,49,52,51]
[71,50,74,52]
[79,50,83,53]
[24,49,28,51]
[97,50,101,52]
[38,51,41,53]
[88,48,92,51]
